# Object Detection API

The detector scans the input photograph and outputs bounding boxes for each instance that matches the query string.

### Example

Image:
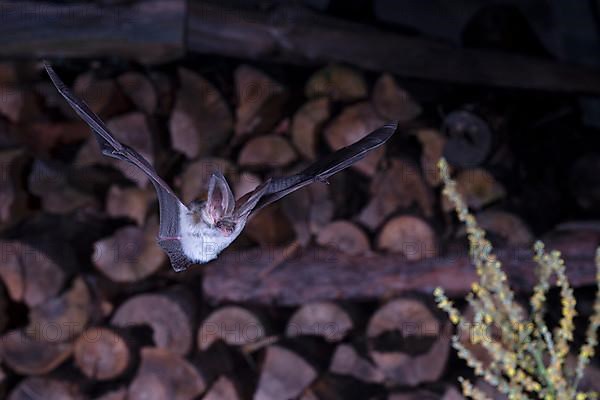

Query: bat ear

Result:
[207,172,235,220]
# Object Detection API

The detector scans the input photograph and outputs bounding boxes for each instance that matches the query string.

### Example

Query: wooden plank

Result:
[202,231,600,305]
[0,0,185,64]
[188,2,600,94]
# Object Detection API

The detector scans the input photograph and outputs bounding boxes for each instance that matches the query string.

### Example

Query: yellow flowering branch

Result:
[434,158,600,400]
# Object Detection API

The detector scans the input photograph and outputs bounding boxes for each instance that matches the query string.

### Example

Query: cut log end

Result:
[254,346,317,400]
[128,347,206,400]
[111,288,195,355]
[367,298,451,386]
[377,216,438,261]
[74,327,132,380]
[198,306,266,351]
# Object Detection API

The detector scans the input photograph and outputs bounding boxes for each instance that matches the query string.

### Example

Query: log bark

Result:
[187,2,600,94]
[0,0,185,64]
[203,231,600,305]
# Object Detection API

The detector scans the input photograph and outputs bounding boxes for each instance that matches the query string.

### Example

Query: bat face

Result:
[44,62,398,272]
[178,178,247,263]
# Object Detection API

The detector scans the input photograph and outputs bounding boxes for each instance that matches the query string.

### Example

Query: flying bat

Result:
[45,62,398,272]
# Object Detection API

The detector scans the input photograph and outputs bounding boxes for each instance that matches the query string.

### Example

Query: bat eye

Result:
[215,220,236,236]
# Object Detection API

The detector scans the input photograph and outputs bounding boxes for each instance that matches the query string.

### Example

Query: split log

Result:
[0,0,185,64]
[358,158,434,230]
[0,329,73,375]
[0,117,16,150]
[377,216,438,261]
[570,155,600,212]
[117,72,158,115]
[234,65,287,139]
[0,149,28,226]
[443,110,493,168]
[28,159,97,215]
[0,241,68,307]
[95,388,127,400]
[0,86,21,122]
[203,376,241,400]
[388,390,447,400]
[286,302,353,342]
[198,306,266,351]
[366,298,451,386]
[0,366,6,399]
[234,172,261,200]
[324,102,385,176]
[474,380,506,400]
[472,210,533,246]
[169,68,232,159]
[9,377,84,400]
[76,112,155,188]
[442,387,466,400]
[92,219,166,282]
[106,185,153,226]
[149,71,176,117]
[254,346,317,400]
[291,98,331,160]
[300,390,319,400]
[238,135,297,169]
[309,374,382,400]
[73,71,129,118]
[244,204,295,247]
[111,287,195,355]
[21,121,90,155]
[329,344,384,383]
[0,86,39,124]
[372,73,421,121]
[0,63,18,85]
[316,221,370,256]
[203,231,600,305]
[0,286,7,333]
[414,129,447,187]
[281,181,334,245]
[177,158,235,205]
[187,2,600,94]
[305,64,367,102]
[74,327,133,381]
[441,168,505,212]
[28,277,92,342]
[128,347,206,400]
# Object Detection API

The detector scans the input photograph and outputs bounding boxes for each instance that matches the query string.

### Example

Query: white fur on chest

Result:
[179,204,245,263]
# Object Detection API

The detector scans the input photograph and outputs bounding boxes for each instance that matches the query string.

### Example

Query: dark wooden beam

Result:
[188,2,600,94]
[0,0,185,64]
[202,231,600,305]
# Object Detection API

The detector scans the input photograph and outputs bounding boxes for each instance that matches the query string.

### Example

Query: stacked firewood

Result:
[0,58,598,399]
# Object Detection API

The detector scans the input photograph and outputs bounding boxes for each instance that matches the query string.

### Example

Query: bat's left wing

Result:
[236,121,398,218]
[45,63,192,272]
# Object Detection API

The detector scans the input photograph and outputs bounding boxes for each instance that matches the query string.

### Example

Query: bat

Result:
[45,62,398,272]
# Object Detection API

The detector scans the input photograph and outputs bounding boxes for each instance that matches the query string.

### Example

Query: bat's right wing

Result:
[245,121,398,216]
[44,63,191,272]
